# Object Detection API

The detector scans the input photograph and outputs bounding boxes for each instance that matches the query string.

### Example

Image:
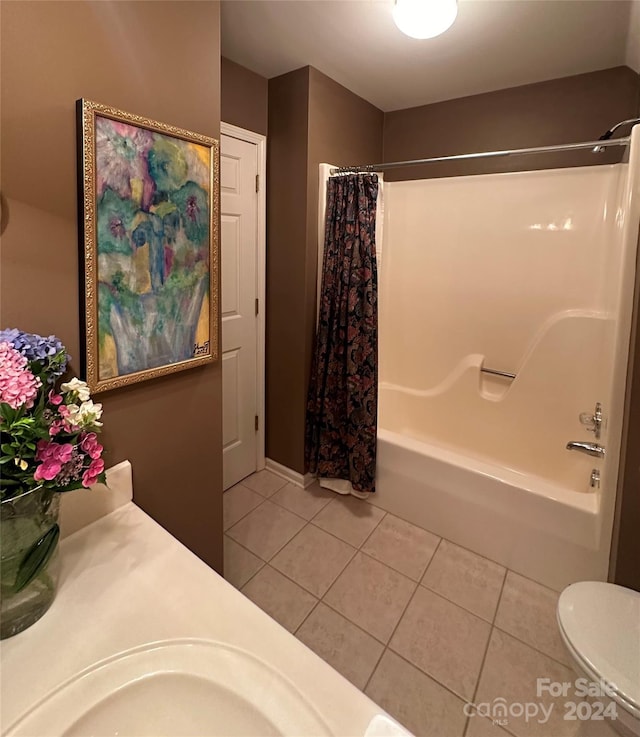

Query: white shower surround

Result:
[369,131,640,591]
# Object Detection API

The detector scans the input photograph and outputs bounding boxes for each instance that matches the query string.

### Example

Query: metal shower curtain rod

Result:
[329,137,631,175]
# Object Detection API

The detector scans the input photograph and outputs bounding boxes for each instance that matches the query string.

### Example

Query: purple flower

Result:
[0,329,69,383]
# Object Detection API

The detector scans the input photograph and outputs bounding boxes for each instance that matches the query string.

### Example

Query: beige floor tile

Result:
[466,717,511,737]
[223,483,264,530]
[421,540,506,622]
[223,535,264,589]
[475,629,580,737]
[240,469,288,498]
[362,514,440,580]
[295,603,384,690]
[366,650,468,737]
[390,586,491,701]
[324,552,416,643]
[270,481,334,521]
[271,524,356,597]
[241,565,317,633]
[226,500,306,560]
[312,496,385,547]
[494,571,570,666]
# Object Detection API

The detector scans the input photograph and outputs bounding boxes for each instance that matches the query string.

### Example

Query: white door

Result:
[221,134,259,490]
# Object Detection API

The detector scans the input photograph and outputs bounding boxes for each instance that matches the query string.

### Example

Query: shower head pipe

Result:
[598,117,640,141]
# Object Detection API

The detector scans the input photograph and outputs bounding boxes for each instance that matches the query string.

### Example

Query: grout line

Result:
[293,597,321,636]
[361,575,420,693]
[281,517,360,560]
[364,499,444,544]
[419,536,443,580]
[299,597,385,652]
[417,579,496,625]
[238,560,266,590]
[308,518,375,551]
[238,561,271,593]
[468,571,508,706]
[502,566,563,595]
[264,522,309,563]
[491,624,573,670]
[356,548,416,586]
[252,495,329,527]
[380,647,470,707]
[317,596,388,648]
[248,468,290,495]
[492,567,509,625]
[223,532,267,564]
[362,645,387,695]
[239,563,319,634]
[361,549,434,585]
[416,546,505,625]
[225,498,312,563]
[223,495,268,534]
[222,535,266,590]
[461,576,510,737]
[357,508,388,550]
[267,484,334,521]
[313,544,359,598]
[270,527,359,600]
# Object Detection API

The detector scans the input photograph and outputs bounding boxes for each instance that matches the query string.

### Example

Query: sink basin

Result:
[5,639,332,736]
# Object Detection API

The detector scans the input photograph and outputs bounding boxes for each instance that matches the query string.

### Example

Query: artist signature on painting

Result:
[193,341,210,356]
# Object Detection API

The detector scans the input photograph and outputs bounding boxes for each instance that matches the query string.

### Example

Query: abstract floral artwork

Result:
[77,99,218,392]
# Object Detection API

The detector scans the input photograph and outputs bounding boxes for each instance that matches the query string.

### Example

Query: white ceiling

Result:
[221,0,637,112]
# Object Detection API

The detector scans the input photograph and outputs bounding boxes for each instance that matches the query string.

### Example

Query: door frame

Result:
[220,121,266,472]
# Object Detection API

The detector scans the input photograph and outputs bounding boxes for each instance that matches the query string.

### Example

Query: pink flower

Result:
[82,457,105,487]
[49,420,64,437]
[36,440,74,463]
[48,390,63,406]
[34,441,75,483]
[80,432,103,460]
[0,342,41,409]
[34,459,62,481]
[57,404,78,432]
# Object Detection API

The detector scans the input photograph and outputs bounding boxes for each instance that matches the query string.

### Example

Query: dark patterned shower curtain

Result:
[305,173,379,494]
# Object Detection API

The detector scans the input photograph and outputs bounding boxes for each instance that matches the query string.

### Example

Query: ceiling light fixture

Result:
[392,0,458,39]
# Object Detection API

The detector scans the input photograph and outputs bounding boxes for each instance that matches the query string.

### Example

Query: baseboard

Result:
[265,458,315,488]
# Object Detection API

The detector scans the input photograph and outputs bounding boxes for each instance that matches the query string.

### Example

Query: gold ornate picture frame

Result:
[76,99,219,393]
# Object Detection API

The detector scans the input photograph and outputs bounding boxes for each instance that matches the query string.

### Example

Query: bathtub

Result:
[368,160,640,592]
[370,312,613,591]
[370,426,606,592]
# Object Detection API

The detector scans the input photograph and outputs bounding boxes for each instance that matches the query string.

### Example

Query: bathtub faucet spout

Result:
[566,441,605,458]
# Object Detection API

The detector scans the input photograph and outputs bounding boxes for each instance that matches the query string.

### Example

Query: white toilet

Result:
[557,582,640,737]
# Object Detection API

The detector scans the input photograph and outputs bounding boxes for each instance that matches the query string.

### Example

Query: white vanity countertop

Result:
[1,502,394,736]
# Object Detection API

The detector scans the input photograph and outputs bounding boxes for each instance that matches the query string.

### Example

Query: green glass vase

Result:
[0,486,61,639]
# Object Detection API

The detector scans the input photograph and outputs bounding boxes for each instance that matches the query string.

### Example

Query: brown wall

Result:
[266,68,310,471]
[266,67,383,472]
[383,66,640,180]
[221,57,268,135]
[0,1,224,572]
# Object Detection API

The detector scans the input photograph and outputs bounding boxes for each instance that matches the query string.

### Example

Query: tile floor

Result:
[223,470,611,737]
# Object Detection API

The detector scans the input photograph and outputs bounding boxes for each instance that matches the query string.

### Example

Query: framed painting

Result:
[76,99,219,393]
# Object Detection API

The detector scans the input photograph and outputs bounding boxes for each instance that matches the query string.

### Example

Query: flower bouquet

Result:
[0,329,106,638]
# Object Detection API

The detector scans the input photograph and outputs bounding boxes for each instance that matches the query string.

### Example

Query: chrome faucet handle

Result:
[579,402,603,439]
[566,441,605,459]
